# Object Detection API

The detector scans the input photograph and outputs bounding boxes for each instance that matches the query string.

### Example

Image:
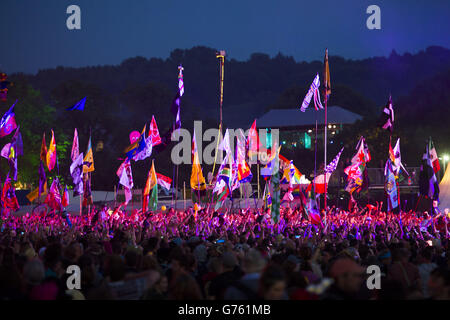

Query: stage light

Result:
[308,129,312,133]
[444,154,449,161]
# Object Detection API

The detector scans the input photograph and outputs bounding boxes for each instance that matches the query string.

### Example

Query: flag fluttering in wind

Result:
[385,159,399,212]
[149,116,162,146]
[143,160,158,212]
[46,129,57,172]
[62,186,70,207]
[40,133,47,162]
[1,127,22,180]
[323,49,331,98]
[378,95,394,132]
[26,181,47,203]
[428,137,440,174]
[71,128,79,162]
[213,179,229,211]
[262,182,272,210]
[271,147,281,224]
[83,135,94,173]
[300,74,324,112]
[70,153,84,197]
[247,120,261,158]
[191,131,206,191]
[344,137,371,195]
[171,65,184,130]
[117,159,134,205]
[387,138,408,177]
[125,125,147,161]
[66,97,86,111]
[325,147,344,174]
[83,174,93,206]
[419,141,440,201]
[45,178,62,211]
[219,129,233,158]
[0,100,18,138]
[156,173,172,191]
[261,146,282,178]
[2,176,19,211]
[311,173,332,194]
[236,129,252,183]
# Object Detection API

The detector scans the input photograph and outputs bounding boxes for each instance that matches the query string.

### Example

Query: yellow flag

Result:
[190,131,206,191]
[144,160,157,196]
[83,136,94,173]
[26,181,48,203]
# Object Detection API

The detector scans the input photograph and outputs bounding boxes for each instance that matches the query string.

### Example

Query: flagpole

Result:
[324,86,328,212]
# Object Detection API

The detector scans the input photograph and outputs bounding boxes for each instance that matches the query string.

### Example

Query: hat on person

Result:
[329,258,365,278]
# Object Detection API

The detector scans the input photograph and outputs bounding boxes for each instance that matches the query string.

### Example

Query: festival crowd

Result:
[0,203,449,300]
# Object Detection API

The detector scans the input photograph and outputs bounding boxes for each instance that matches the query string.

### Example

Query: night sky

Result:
[1,0,449,74]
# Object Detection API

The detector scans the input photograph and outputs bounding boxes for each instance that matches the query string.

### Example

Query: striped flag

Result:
[156,173,172,191]
[325,147,344,173]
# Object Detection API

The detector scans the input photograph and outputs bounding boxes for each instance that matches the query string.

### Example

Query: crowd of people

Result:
[0,202,449,300]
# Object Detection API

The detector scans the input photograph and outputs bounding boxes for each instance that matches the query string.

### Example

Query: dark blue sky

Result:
[1,0,449,74]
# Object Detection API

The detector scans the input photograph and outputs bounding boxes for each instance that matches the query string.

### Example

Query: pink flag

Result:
[149,116,162,146]
[71,128,79,162]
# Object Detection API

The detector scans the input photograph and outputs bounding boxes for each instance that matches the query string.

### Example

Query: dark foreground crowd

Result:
[0,203,449,300]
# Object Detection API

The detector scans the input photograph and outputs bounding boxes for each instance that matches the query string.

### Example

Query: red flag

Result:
[156,173,172,191]
[62,186,70,207]
[247,120,261,156]
[1,177,19,211]
[149,116,162,146]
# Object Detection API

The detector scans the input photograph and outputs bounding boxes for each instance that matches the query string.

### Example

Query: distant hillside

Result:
[11,45,450,126]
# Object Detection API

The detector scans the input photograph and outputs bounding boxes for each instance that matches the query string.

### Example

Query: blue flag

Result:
[66,97,86,111]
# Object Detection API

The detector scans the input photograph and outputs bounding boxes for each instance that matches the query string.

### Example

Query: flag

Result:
[117,159,134,190]
[263,182,272,210]
[344,137,371,195]
[213,179,229,211]
[247,120,261,159]
[39,160,47,197]
[260,146,281,178]
[133,135,153,161]
[325,147,344,173]
[26,181,47,203]
[271,148,281,223]
[45,179,62,211]
[385,160,399,212]
[143,160,157,211]
[419,142,439,201]
[83,135,94,173]
[191,131,206,191]
[62,186,70,207]
[143,160,158,212]
[66,97,86,111]
[71,128,79,162]
[214,153,233,192]
[149,116,162,146]
[70,153,84,197]
[46,129,57,172]
[10,126,23,157]
[388,138,408,177]
[219,129,233,157]
[125,125,147,161]
[311,173,332,194]
[171,65,184,130]
[429,138,440,173]
[305,195,322,225]
[0,100,18,138]
[378,95,394,132]
[82,174,93,206]
[40,133,47,162]
[323,49,331,97]
[300,74,324,112]
[156,173,172,191]
[236,129,252,183]
[2,176,19,211]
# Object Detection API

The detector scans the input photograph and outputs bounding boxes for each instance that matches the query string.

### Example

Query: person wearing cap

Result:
[321,258,365,300]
